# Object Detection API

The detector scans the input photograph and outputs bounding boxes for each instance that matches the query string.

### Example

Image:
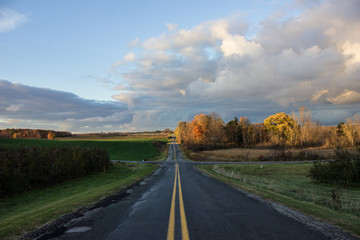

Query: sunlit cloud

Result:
[110,0,360,127]
[327,90,360,105]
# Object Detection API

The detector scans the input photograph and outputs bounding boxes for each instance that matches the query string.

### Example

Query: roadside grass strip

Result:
[197,163,360,237]
[0,163,158,240]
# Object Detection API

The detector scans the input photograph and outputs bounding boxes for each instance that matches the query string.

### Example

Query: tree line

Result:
[0,145,111,197]
[0,128,72,140]
[174,106,360,150]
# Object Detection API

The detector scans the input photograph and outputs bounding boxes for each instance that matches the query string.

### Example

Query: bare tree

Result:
[342,115,360,148]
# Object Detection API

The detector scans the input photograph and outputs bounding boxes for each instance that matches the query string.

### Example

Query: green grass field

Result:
[198,163,360,237]
[0,137,164,160]
[0,163,158,240]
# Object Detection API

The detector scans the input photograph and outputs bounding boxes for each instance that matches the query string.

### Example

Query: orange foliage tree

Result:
[189,113,209,143]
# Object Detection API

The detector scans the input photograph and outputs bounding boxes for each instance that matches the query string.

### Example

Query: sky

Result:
[0,0,360,133]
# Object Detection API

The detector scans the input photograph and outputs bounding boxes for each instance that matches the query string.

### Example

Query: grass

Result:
[188,147,335,161]
[59,135,169,141]
[0,163,158,240]
[0,137,164,160]
[198,163,360,237]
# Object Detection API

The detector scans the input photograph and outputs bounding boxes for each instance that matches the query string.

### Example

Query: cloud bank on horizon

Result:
[1,0,360,132]
[0,80,132,132]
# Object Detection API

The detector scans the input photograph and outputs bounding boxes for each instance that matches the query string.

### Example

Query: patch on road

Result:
[65,226,91,233]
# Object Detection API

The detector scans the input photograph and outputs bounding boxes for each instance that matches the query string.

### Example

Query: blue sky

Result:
[1,0,360,132]
[1,0,284,100]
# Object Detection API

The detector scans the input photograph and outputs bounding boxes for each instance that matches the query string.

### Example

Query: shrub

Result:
[308,149,360,186]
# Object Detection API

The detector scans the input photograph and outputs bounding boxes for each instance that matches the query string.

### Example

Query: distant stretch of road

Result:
[55,143,351,240]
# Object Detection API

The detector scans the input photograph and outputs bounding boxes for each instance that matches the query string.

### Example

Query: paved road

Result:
[54,143,338,240]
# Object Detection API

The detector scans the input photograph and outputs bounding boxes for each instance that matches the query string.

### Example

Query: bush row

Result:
[308,149,360,186]
[0,145,112,197]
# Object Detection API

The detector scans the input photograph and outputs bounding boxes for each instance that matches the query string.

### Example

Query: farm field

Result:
[188,147,337,162]
[198,163,360,237]
[0,163,158,240]
[0,137,166,160]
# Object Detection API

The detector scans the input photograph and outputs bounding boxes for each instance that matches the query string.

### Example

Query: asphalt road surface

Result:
[54,143,341,240]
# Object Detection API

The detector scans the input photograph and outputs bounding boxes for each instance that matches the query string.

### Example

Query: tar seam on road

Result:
[167,143,190,240]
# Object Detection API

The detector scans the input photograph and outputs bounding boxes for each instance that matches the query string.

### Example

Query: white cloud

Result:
[0,9,28,33]
[110,1,360,127]
[124,52,136,61]
[327,90,360,105]
[311,89,329,103]
[342,40,360,70]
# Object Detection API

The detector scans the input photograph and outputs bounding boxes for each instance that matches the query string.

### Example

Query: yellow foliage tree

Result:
[264,112,296,145]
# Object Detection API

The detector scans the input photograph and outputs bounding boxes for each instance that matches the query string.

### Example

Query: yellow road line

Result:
[166,163,178,240]
[173,143,176,161]
[167,148,190,240]
[177,164,190,240]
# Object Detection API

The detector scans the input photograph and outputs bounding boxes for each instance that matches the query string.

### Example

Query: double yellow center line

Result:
[167,144,190,240]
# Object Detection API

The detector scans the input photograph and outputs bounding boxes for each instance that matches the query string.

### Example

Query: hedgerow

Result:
[0,145,111,197]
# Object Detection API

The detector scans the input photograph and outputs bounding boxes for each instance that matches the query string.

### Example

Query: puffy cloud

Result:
[342,41,360,70]
[327,90,360,105]
[124,52,136,61]
[0,9,28,32]
[106,0,359,128]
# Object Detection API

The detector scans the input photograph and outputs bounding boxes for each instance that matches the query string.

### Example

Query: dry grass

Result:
[188,148,337,162]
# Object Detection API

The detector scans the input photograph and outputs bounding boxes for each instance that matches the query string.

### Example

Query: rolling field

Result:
[198,163,360,237]
[0,163,158,240]
[0,137,165,160]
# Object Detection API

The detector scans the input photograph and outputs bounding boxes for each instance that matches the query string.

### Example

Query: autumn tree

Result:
[189,113,208,143]
[176,113,225,147]
[206,113,225,148]
[47,131,55,140]
[264,112,296,146]
[174,122,190,144]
